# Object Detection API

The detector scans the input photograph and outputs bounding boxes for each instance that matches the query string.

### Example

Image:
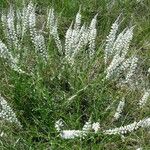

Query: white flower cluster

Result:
[1,7,20,51]
[47,8,62,54]
[64,12,97,64]
[55,119,91,139]
[1,2,48,65]
[88,14,98,58]
[105,21,144,89]
[0,94,21,127]
[46,8,97,64]
[0,4,28,73]
[83,121,100,133]
[139,89,150,108]
[105,54,124,79]
[56,117,150,139]
[104,117,150,135]
[104,121,138,135]
[114,99,125,120]
[55,119,100,139]
[59,122,100,139]
[1,2,98,69]
[105,17,136,82]
[20,1,34,38]
[60,130,86,139]
[0,40,14,60]
[0,40,24,73]
[105,16,120,64]
[55,119,89,139]
[124,56,138,83]
[28,3,48,62]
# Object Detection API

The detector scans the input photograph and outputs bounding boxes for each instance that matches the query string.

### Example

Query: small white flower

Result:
[82,120,92,131]
[92,122,100,133]
[55,119,64,132]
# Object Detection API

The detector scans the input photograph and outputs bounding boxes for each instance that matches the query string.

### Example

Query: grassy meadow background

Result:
[0,0,150,149]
